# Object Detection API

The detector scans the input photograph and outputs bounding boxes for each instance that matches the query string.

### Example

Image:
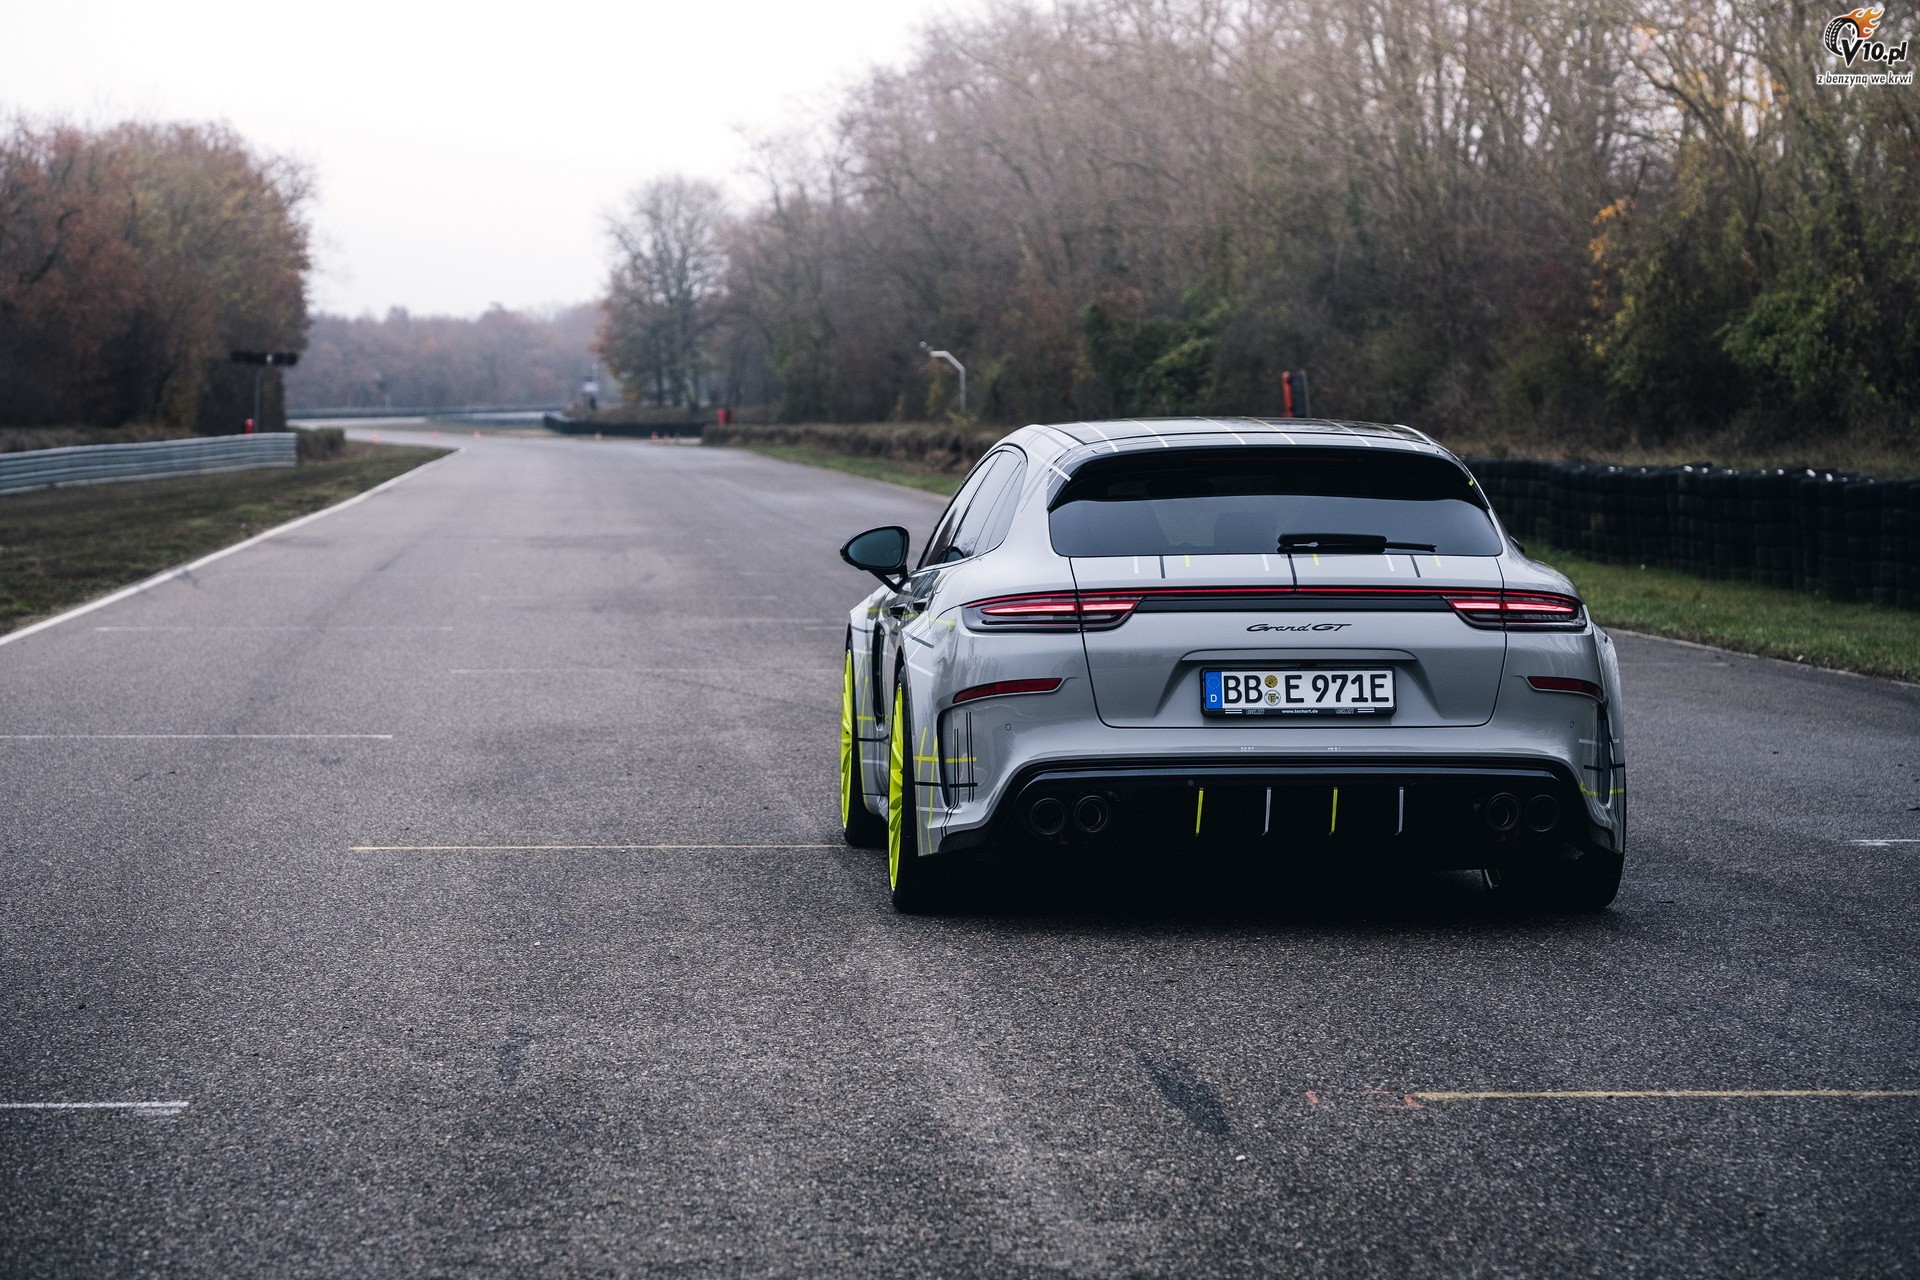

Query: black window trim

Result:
[916,445,1029,571]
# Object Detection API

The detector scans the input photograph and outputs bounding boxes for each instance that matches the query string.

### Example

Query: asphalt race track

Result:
[4,432,1918,1277]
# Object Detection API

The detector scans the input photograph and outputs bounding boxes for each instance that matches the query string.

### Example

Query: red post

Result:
[1281,372,1295,418]
[243,418,256,435]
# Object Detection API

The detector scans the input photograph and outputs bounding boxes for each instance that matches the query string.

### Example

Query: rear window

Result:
[1048,449,1502,557]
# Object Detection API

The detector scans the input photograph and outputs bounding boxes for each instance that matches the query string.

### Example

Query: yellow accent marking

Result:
[1329,787,1340,834]
[1412,1090,1920,1102]
[1194,788,1205,835]
[1311,551,1320,566]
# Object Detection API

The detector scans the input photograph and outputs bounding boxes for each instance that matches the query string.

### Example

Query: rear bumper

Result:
[937,755,1610,869]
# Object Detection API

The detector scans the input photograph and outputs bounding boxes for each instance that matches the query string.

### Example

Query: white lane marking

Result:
[350,843,838,852]
[1413,1089,1920,1102]
[0,449,461,650]
[95,625,453,632]
[1850,838,1920,847]
[0,733,392,740]
[1,1101,188,1116]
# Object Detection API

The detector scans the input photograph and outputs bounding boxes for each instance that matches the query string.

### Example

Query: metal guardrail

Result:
[0,433,298,497]
[290,404,564,420]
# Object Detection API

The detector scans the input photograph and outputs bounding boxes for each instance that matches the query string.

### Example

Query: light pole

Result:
[919,342,966,415]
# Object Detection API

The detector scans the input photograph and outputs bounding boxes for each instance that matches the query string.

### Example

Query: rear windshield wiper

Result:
[1278,533,1437,553]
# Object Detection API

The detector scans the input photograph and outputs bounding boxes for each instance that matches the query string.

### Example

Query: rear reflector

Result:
[1527,675,1604,699]
[1443,591,1585,630]
[952,677,1064,704]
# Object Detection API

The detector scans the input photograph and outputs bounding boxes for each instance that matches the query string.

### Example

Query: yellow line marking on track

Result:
[449,668,826,674]
[1412,1090,1920,1102]
[349,843,839,852]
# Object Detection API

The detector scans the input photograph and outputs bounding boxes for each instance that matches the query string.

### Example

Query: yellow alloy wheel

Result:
[887,682,908,890]
[840,650,857,828]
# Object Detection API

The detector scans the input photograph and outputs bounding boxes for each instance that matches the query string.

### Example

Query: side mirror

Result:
[840,525,910,588]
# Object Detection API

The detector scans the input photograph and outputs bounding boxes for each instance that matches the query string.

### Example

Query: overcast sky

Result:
[4,0,964,318]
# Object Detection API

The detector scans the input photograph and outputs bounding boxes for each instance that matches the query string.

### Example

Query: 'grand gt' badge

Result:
[1246,622,1351,632]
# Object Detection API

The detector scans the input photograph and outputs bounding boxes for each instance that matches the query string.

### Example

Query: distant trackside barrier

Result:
[0,433,298,497]
[1468,458,1920,610]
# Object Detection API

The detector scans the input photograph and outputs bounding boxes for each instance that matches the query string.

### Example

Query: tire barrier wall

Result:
[1465,458,1920,610]
[543,415,706,438]
[0,433,298,497]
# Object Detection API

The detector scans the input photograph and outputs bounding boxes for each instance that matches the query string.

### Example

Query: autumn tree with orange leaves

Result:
[0,118,311,433]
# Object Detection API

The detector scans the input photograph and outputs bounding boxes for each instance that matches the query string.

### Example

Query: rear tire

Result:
[886,675,950,913]
[841,646,887,849]
[1505,848,1623,912]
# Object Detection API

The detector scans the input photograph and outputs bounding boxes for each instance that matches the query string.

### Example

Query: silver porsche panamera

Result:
[838,418,1626,913]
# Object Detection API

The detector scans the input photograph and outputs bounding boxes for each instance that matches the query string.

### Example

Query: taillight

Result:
[1528,675,1604,699]
[1443,591,1585,630]
[1077,593,1143,628]
[963,592,1143,632]
[952,677,1063,704]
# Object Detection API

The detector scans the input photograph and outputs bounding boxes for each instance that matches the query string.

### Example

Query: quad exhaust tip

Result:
[1486,792,1559,833]
[1028,793,1113,838]
[1484,793,1520,833]
[1073,794,1111,835]
[1028,796,1068,837]
[1524,794,1560,832]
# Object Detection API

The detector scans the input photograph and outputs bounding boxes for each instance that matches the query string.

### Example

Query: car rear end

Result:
[937,430,1625,893]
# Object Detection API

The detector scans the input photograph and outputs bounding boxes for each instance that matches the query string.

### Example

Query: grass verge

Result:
[1534,550,1919,682]
[731,440,1918,681]
[738,444,964,495]
[0,442,449,635]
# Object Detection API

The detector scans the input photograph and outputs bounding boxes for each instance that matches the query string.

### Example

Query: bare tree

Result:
[599,177,728,407]
[605,0,1920,444]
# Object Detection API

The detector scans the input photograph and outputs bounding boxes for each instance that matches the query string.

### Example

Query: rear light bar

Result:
[952,677,1064,704]
[963,587,1584,631]
[1528,675,1605,700]
[1442,591,1585,630]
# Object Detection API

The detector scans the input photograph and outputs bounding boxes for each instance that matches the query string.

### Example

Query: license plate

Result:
[1203,668,1395,715]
